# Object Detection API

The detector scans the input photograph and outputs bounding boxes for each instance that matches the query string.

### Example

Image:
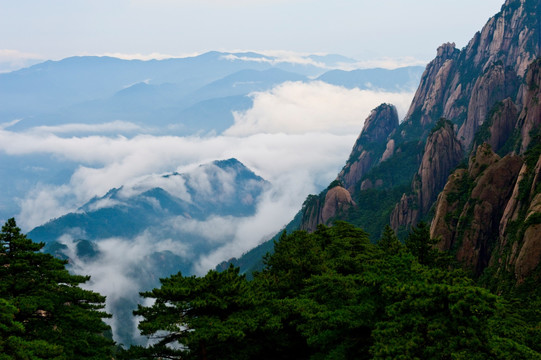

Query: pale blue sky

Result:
[0,0,504,68]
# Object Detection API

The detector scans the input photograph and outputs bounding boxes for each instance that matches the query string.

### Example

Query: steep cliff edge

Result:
[337,103,399,193]
[431,141,541,280]
[300,104,398,233]
[399,0,540,149]
[430,57,541,280]
[402,43,460,130]
[518,59,541,152]
[496,144,541,282]
[391,120,463,230]
[431,144,523,275]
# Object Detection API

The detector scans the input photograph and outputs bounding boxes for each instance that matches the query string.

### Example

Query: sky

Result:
[1,0,504,71]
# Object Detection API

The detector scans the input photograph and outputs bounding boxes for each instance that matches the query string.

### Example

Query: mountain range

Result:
[0,52,423,134]
[6,0,541,348]
[0,51,423,226]
[229,0,541,288]
[27,158,269,345]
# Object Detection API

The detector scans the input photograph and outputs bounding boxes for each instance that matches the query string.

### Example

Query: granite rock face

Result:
[430,142,541,278]
[457,64,519,148]
[484,98,519,153]
[400,0,540,147]
[519,59,541,152]
[338,104,399,193]
[391,121,463,230]
[418,122,464,215]
[403,43,460,128]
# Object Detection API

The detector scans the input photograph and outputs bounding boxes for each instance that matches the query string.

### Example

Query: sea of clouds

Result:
[0,80,415,343]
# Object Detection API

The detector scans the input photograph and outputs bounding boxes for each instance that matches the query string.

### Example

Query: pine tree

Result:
[404,221,440,266]
[377,225,402,255]
[0,218,114,359]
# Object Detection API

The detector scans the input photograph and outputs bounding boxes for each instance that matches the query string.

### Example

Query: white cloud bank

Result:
[226,81,414,136]
[0,49,44,73]
[0,80,416,344]
[5,131,354,231]
[1,81,415,265]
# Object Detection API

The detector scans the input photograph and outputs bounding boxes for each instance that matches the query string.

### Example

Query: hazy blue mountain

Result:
[317,66,425,91]
[176,95,253,134]
[29,158,268,244]
[41,68,306,132]
[1,53,422,133]
[0,51,425,224]
[0,52,317,125]
[183,68,306,104]
[24,158,269,345]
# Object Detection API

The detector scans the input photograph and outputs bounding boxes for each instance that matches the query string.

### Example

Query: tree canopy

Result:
[127,221,541,359]
[0,218,114,359]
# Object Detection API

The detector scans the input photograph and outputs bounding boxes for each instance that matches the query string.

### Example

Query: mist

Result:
[0,80,415,343]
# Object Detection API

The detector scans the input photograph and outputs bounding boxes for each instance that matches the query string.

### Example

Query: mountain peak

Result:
[436,42,459,59]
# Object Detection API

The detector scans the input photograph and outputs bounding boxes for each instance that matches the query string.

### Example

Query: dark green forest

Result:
[120,222,541,359]
[0,219,114,359]
[4,217,540,359]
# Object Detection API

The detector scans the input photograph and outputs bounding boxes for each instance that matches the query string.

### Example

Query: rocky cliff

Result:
[235,0,541,284]
[430,57,541,279]
[518,59,541,152]
[300,186,355,233]
[391,120,463,230]
[431,144,523,275]
[337,103,399,193]
[399,0,539,150]
[300,104,398,232]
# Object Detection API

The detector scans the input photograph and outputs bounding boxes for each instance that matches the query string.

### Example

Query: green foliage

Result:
[404,222,441,266]
[372,267,503,360]
[0,218,114,359]
[126,265,282,360]
[429,118,454,135]
[129,221,541,359]
[377,225,402,255]
[362,141,424,189]
[345,185,409,241]
[327,179,344,190]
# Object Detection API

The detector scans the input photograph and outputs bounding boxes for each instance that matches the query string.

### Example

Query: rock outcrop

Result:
[403,43,460,129]
[518,59,541,152]
[455,150,523,274]
[498,151,541,282]
[400,0,540,146]
[391,120,463,230]
[338,104,399,193]
[457,64,519,148]
[430,143,537,276]
[300,186,355,233]
[418,121,464,214]
[321,186,355,225]
[477,98,519,153]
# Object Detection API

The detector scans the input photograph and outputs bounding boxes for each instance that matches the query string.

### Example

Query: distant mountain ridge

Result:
[29,158,268,245]
[0,51,423,135]
[0,50,424,224]
[27,158,269,345]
